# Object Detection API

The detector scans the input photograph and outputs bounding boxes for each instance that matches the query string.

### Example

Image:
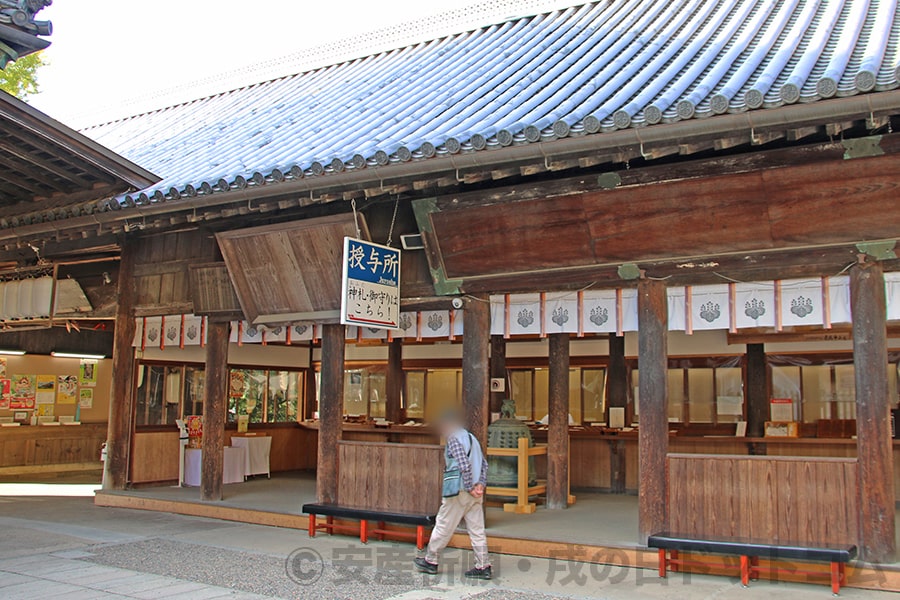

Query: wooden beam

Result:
[547,332,570,510]
[428,151,900,284]
[490,335,506,414]
[851,261,896,563]
[200,320,229,502]
[462,295,490,447]
[745,343,768,439]
[637,278,668,543]
[303,344,317,420]
[103,238,136,490]
[385,338,403,423]
[317,323,345,504]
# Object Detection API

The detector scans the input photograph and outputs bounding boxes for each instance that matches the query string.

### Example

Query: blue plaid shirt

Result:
[446,431,488,492]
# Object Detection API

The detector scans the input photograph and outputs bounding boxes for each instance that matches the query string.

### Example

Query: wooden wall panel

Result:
[131,431,180,484]
[570,437,612,489]
[338,441,442,514]
[133,230,218,316]
[668,454,859,546]
[0,425,106,468]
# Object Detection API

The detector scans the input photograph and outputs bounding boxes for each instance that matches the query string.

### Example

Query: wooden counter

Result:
[298,422,440,445]
[530,429,900,497]
[0,423,107,474]
[130,422,317,485]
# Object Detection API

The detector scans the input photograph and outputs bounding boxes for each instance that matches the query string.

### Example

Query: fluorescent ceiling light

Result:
[51,352,105,360]
[0,349,25,356]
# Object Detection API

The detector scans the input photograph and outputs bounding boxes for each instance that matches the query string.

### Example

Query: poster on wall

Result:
[79,361,97,387]
[0,357,7,378]
[9,374,35,409]
[0,379,9,409]
[229,370,245,398]
[37,404,54,417]
[56,375,77,404]
[78,389,93,409]
[36,375,55,405]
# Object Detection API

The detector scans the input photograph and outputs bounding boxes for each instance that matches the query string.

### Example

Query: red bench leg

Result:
[416,525,425,550]
[740,555,750,587]
[360,519,369,544]
[658,549,667,578]
[749,556,759,581]
[670,550,679,573]
[308,514,316,538]
[377,521,386,542]
[831,562,841,595]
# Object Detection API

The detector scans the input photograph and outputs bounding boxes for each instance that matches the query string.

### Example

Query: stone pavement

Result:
[0,485,895,599]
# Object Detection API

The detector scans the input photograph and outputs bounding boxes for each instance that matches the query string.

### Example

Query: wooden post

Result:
[638,278,668,543]
[385,339,403,423]
[201,320,229,501]
[303,343,317,420]
[745,344,768,439]
[850,261,896,563]
[317,323,345,504]
[607,334,628,411]
[607,334,628,492]
[463,295,490,447]
[103,238,137,490]
[547,332,570,509]
[489,335,507,415]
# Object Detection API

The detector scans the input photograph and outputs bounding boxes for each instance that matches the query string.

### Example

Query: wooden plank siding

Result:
[133,230,219,316]
[667,453,859,546]
[0,424,106,469]
[337,440,443,514]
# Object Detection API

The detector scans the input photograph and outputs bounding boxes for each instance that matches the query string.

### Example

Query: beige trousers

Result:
[425,490,490,569]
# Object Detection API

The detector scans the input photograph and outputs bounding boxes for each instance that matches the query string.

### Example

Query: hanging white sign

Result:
[340,237,401,330]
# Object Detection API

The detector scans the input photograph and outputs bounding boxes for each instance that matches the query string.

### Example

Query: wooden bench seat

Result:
[649,532,857,595]
[302,503,436,550]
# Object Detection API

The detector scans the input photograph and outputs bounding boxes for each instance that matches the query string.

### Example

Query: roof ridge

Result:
[77,0,589,130]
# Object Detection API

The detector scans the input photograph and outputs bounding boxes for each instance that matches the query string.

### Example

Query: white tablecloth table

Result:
[230,435,272,477]
[183,446,246,486]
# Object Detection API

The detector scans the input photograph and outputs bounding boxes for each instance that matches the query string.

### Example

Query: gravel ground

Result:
[87,538,422,599]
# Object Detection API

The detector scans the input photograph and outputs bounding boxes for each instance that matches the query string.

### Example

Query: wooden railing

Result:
[667,453,859,546]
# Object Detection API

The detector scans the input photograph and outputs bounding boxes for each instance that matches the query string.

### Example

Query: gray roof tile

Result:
[83,0,900,204]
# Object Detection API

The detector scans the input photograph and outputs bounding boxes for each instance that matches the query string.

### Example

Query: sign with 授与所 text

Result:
[341,237,401,330]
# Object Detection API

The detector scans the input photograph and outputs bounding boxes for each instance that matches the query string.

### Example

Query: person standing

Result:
[414,409,491,580]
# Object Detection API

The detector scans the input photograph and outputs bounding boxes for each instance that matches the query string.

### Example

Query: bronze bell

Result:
[487,399,537,488]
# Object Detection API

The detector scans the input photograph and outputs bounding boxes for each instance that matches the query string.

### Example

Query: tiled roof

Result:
[84,0,900,204]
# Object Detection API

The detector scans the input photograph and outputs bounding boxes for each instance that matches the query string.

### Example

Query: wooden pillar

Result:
[489,335,506,415]
[385,339,403,423]
[200,320,229,501]
[745,343,768,439]
[850,261,896,563]
[637,278,668,543]
[462,295,490,447]
[103,239,137,490]
[317,323,345,504]
[547,332,570,509]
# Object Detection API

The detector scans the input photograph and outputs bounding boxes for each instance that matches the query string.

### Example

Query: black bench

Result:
[302,503,436,549]
[649,533,857,595]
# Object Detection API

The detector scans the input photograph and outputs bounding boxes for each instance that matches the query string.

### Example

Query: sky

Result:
[27,0,488,127]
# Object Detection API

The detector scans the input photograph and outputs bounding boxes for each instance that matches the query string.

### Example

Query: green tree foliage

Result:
[0,52,45,99]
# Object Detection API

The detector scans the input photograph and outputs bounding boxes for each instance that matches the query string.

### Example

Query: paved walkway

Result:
[0,484,894,599]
